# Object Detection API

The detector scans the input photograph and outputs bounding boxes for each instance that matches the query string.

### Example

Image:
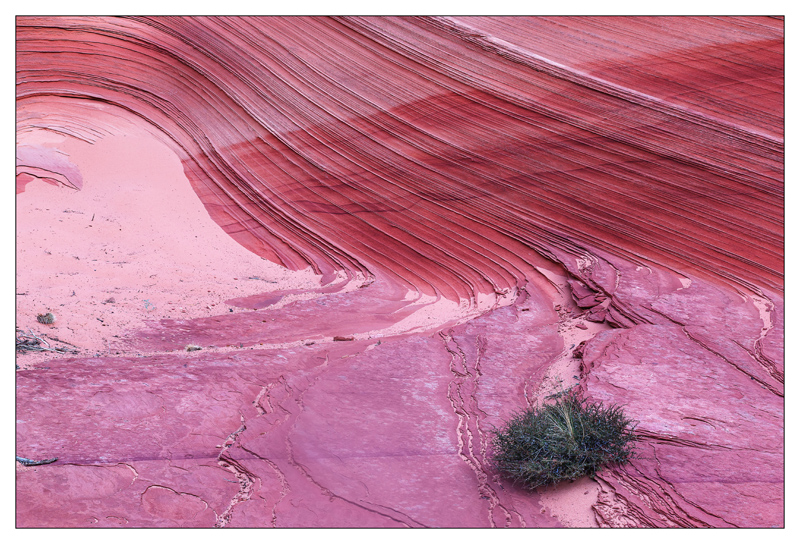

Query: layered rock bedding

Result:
[16,16,783,527]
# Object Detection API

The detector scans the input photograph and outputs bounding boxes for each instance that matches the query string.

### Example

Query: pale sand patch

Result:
[750,293,774,333]
[539,476,600,527]
[357,293,463,339]
[538,314,610,395]
[529,266,612,405]
[16,115,323,367]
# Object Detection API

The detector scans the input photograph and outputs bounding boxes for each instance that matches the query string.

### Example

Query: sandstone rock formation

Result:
[16,17,783,527]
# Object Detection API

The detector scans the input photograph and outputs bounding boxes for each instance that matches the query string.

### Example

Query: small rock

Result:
[36,312,56,325]
[575,322,588,330]
[333,336,354,342]
[185,344,202,352]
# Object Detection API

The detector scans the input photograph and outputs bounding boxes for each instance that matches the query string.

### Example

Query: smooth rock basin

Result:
[16,16,783,527]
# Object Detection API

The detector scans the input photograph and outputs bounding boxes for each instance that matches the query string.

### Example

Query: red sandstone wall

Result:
[16,17,783,528]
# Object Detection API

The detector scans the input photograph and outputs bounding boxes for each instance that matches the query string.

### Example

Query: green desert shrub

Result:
[491,391,637,489]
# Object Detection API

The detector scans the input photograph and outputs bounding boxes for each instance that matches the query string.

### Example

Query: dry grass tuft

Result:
[491,390,637,489]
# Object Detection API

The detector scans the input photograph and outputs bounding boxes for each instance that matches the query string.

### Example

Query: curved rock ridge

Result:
[16,17,783,527]
[17,16,783,301]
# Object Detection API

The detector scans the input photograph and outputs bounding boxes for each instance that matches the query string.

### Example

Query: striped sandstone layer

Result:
[16,17,783,527]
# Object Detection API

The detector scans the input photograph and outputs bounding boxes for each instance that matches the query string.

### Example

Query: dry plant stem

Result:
[44,333,78,348]
[16,456,58,466]
[16,328,77,354]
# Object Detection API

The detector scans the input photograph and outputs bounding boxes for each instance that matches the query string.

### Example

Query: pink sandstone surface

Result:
[15,16,783,528]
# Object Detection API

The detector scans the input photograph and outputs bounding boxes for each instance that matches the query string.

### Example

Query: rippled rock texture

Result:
[16,17,783,527]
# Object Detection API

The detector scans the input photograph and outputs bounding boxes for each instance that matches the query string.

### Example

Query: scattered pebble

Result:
[36,312,56,324]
